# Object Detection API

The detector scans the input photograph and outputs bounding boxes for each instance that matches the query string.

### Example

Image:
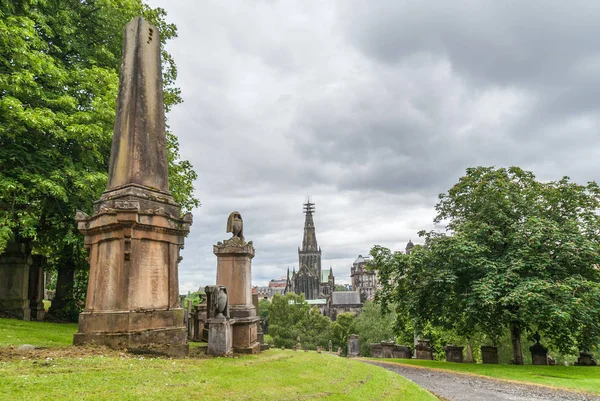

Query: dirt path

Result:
[363,360,600,401]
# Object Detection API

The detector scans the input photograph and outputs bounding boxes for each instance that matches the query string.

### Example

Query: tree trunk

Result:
[510,321,524,365]
[48,247,76,321]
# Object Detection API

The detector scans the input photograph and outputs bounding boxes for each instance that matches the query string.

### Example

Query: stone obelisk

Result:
[73,17,192,356]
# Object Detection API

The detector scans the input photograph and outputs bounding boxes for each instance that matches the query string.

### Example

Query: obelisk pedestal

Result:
[214,229,260,354]
[73,17,191,356]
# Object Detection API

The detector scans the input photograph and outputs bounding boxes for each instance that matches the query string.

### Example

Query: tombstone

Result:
[28,255,46,321]
[0,240,33,320]
[191,300,207,342]
[443,345,464,363]
[371,342,412,359]
[206,285,232,356]
[337,347,342,356]
[529,333,548,365]
[73,17,192,357]
[214,212,260,354]
[575,351,598,366]
[252,293,265,346]
[481,346,499,364]
[347,334,360,357]
[464,341,475,363]
[415,339,434,360]
[328,340,333,353]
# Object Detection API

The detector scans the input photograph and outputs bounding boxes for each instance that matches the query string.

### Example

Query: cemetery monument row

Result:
[73,17,192,356]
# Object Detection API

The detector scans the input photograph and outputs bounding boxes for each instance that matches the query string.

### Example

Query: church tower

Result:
[295,200,322,300]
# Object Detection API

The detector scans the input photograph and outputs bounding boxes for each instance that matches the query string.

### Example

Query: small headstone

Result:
[481,346,499,364]
[464,342,475,363]
[529,333,548,366]
[575,351,598,366]
[328,340,333,353]
[347,334,360,357]
[443,345,464,363]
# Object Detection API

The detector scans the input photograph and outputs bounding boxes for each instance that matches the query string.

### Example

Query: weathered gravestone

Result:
[206,285,232,356]
[370,342,411,359]
[347,334,360,357]
[214,212,260,353]
[575,351,598,366]
[444,345,464,363]
[0,241,33,320]
[73,17,192,356]
[415,339,434,360]
[481,346,499,364]
[529,333,548,366]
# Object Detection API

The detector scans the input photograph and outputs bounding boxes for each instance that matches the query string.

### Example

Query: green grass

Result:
[0,318,77,347]
[372,358,600,395]
[0,318,435,400]
[0,351,435,401]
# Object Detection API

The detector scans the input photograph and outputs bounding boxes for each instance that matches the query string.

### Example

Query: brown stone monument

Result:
[214,212,260,353]
[0,241,32,320]
[73,17,191,356]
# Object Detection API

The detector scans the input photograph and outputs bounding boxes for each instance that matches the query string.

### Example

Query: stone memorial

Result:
[0,241,32,320]
[190,301,207,342]
[464,341,475,363]
[370,342,411,359]
[415,339,434,360]
[206,285,232,356]
[347,334,360,357]
[329,340,333,353]
[443,345,464,363]
[529,333,548,365]
[73,17,191,356]
[214,212,260,353]
[575,351,598,366]
[481,346,499,364]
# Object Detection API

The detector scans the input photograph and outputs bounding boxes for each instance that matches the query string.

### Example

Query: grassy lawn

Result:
[0,318,435,400]
[372,358,600,395]
[0,318,77,347]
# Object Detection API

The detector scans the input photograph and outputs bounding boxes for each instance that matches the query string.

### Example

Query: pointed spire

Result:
[329,266,333,277]
[106,17,169,193]
[301,199,318,251]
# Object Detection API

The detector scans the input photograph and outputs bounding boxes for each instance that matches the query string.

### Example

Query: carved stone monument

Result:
[443,345,464,363]
[481,345,499,364]
[214,212,260,354]
[73,17,191,356]
[0,241,32,320]
[370,342,412,359]
[206,285,232,356]
[529,333,548,365]
[415,339,434,360]
[347,334,360,357]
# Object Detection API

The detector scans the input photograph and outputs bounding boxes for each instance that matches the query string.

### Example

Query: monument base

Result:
[0,241,32,321]
[73,309,188,357]
[207,318,232,356]
[231,316,260,354]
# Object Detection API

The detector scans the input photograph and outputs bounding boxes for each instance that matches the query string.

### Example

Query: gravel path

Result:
[363,360,600,401]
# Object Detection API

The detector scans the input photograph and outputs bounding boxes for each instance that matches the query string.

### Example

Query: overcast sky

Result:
[146,0,600,292]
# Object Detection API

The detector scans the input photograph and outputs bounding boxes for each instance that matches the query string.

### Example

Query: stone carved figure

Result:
[205,285,229,320]
[226,211,244,242]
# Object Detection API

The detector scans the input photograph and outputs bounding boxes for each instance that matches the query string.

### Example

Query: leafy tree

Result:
[258,298,270,320]
[334,284,346,292]
[0,0,199,320]
[267,293,331,349]
[373,166,600,363]
[331,312,356,354]
[353,301,396,356]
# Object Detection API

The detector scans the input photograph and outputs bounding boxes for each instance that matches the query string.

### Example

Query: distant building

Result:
[255,276,288,299]
[351,255,378,303]
[285,200,334,300]
[328,291,363,321]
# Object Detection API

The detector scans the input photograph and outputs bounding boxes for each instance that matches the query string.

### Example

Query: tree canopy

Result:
[372,166,600,361]
[0,0,199,318]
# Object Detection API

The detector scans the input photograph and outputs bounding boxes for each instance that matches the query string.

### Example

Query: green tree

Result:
[331,312,356,354]
[372,166,600,363]
[0,0,199,320]
[267,293,332,349]
[353,301,396,356]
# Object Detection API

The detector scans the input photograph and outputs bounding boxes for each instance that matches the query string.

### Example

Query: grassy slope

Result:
[0,318,435,401]
[373,358,600,395]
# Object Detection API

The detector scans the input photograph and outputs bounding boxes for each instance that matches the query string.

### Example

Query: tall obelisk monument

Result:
[73,17,192,356]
